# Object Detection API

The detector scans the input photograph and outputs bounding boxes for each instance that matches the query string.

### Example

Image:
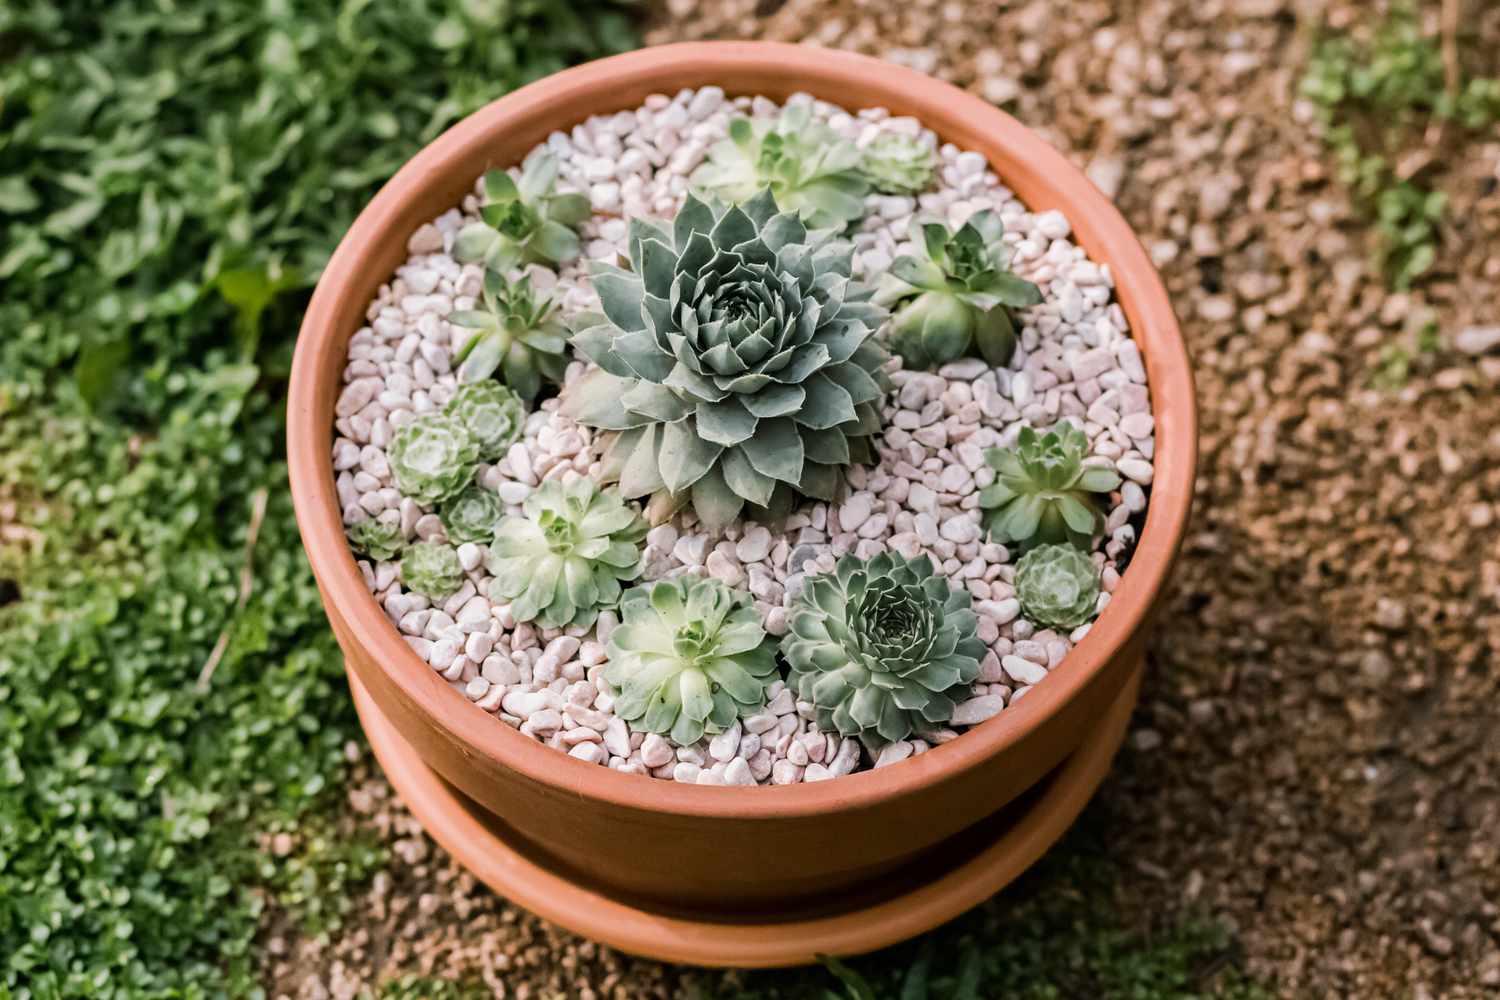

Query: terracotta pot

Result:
[288,42,1196,912]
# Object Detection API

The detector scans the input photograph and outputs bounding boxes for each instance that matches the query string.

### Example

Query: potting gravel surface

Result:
[274,1,1500,996]
[332,90,1154,785]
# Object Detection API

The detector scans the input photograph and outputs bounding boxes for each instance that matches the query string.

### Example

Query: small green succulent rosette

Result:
[451,153,591,270]
[979,421,1121,551]
[485,477,646,630]
[442,381,525,460]
[604,577,779,746]
[690,103,870,230]
[346,518,403,562]
[560,189,889,530]
[440,484,505,545]
[874,210,1042,370]
[782,552,985,745]
[387,412,480,506]
[1014,543,1100,630]
[860,132,936,195]
[448,270,569,403]
[401,541,465,599]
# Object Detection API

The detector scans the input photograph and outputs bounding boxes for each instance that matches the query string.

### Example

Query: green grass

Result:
[0,2,633,995]
[1300,2,1500,291]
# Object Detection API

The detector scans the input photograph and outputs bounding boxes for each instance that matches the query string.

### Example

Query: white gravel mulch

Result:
[332,87,1155,786]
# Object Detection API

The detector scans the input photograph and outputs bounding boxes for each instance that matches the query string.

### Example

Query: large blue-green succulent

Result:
[560,190,890,529]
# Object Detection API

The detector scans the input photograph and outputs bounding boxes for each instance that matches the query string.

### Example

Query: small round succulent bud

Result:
[387,413,480,506]
[401,541,464,599]
[1015,544,1101,630]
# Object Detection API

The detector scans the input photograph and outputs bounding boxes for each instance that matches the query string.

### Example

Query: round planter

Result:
[289,42,1195,919]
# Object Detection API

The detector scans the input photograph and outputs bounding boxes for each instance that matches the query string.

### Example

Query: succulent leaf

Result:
[860,133,937,195]
[603,577,778,745]
[1015,543,1100,629]
[690,103,871,230]
[346,518,403,562]
[442,380,524,460]
[452,153,589,269]
[782,551,986,745]
[978,421,1121,550]
[874,210,1042,370]
[560,190,890,529]
[441,484,505,545]
[401,541,464,599]
[449,269,569,402]
[485,477,647,630]
[387,412,480,505]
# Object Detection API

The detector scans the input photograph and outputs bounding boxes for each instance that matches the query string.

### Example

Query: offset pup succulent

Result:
[782,552,986,745]
[486,477,646,630]
[860,133,936,195]
[979,421,1121,550]
[401,541,465,599]
[441,484,506,545]
[346,518,403,562]
[448,270,569,402]
[387,412,480,505]
[691,103,870,230]
[452,153,591,270]
[442,381,525,460]
[561,190,889,529]
[874,211,1042,369]
[1015,543,1100,630]
[604,577,778,745]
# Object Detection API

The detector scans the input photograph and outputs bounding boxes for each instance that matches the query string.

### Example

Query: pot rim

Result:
[288,41,1197,820]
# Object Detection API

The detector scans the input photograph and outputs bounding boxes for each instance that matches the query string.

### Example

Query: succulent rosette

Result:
[346,518,403,562]
[401,541,464,599]
[441,484,505,545]
[1015,543,1101,630]
[560,189,890,529]
[691,103,870,230]
[452,153,591,270]
[387,413,480,505]
[782,552,985,744]
[979,421,1121,550]
[448,270,569,402]
[603,577,778,745]
[485,477,646,630]
[860,133,936,195]
[442,381,525,459]
[874,210,1043,369]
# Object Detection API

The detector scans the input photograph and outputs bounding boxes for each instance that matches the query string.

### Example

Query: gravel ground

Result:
[266,1,1500,996]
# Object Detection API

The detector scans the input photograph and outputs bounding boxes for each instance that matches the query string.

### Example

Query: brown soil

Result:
[264,1,1500,996]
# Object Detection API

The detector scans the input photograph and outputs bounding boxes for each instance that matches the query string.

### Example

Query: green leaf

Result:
[74,336,132,408]
[739,416,804,484]
[658,418,723,493]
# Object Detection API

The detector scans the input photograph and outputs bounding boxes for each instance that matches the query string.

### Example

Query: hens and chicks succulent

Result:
[353,107,1136,762]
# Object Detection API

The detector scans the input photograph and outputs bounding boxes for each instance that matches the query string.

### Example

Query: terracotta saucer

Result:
[350,659,1142,968]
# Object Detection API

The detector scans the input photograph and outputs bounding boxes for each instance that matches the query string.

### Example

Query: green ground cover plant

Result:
[1301,2,1500,291]
[0,1,633,994]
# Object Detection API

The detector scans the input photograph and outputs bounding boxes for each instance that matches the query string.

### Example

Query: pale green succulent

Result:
[691,103,870,230]
[346,518,403,562]
[873,211,1043,369]
[452,153,591,270]
[860,133,936,195]
[603,577,778,746]
[1015,543,1100,630]
[485,477,646,630]
[443,380,525,459]
[782,551,985,745]
[401,541,464,599]
[979,422,1120,551]
[388,413,480,505]
[448,270,569,402]
[441,484,505,545]
[560,190,889,529]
